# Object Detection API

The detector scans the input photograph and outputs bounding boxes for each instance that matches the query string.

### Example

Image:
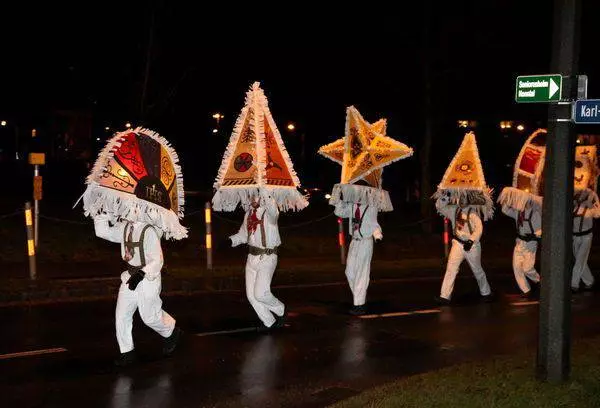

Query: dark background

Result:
[0,0,599,206]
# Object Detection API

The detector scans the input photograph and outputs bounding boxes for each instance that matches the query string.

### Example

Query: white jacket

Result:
[436,201,483,244]
[502,205,542,238]
[334,202,383,241]
[94,217,164,281]
[230,198,281,249]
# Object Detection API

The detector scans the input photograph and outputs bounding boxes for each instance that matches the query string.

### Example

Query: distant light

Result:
[212,128,218,134]
[457,120,469,128]
[212,113,223,120]
[125,122,132,128]
[517,124,525,131]
[500,120,513,130]
[287,123,295,131]
[96,137,101,141]
[105,126,110,131]
[0,120,6,127]
[31,129,37,138]
[577,138,582,144]
[325,193,332,199]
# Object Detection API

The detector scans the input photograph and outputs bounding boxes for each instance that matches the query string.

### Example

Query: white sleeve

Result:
[334,202,353,218]
[142,228,163,281]
[94,216,124,244]
[435,199,455,220]
[230,213,248,247]
[501,205,517,219]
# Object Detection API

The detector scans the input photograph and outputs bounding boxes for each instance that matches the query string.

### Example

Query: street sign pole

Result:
[537,0,580,384]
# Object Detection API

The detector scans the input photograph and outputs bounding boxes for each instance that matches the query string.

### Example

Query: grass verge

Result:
[331,336,600,408]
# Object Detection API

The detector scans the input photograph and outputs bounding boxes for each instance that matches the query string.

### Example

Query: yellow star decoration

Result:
[319,106,413,187]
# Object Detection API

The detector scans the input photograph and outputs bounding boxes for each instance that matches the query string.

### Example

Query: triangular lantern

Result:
[436,131,494,220]
[212,82,308,212]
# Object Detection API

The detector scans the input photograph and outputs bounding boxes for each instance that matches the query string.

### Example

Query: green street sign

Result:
[515,74,562,103]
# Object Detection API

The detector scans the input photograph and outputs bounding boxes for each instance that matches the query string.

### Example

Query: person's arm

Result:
[229,213,249,247]
[435,198,455,220]
[142,228,164,281]
[94,215,124,243]
[334,201,353,218]
[501,205,517,219]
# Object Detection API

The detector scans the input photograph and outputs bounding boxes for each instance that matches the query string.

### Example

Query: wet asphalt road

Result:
[3,272,600,408]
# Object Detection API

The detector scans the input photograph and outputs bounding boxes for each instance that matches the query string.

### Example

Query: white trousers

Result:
[440,240,491,299]
[345,238,374,306]
[115,272,176,353]
[572,234,594,289]
[513,238,540,293]
[245,254,285,327]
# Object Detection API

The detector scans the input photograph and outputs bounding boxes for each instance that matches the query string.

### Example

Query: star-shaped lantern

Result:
[319,106,413,188]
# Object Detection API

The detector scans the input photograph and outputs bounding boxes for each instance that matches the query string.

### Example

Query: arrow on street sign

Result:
[515,74,562,103]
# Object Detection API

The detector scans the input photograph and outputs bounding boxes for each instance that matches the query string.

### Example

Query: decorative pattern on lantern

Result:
[212,82,308,212]
[82,127,187,240]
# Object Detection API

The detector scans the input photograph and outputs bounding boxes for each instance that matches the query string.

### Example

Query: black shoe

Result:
[273,310,287,328]
[349,305,367,316]
[571,286,580,294]
[114,350,136,367]
[257,323,274,334]
[481,293,495,303]
[434,296,451,306]
[583,284,594,292]
[163,327,182,356]
[520,291,534,300]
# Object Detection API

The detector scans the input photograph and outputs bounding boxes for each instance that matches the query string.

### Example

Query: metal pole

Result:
[537,0,580,383]
[24,202,37,279]
[34,164,40,248]
[338,217,346,265]
[205,202,213,270]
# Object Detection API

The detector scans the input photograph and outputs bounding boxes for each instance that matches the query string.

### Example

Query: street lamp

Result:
[212,128,218,134]
[1,120,6,127]
[125,122,132,129]
[212,113,224,125]
[517,124,525,131]
[287,123,295,131]
[105,126,110,131]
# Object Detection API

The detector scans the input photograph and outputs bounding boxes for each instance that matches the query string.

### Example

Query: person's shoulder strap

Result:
[138,224,156,267]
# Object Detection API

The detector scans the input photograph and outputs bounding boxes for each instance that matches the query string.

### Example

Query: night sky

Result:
[1,1,599,192]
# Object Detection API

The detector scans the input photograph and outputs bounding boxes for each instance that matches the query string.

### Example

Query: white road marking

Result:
[360,308,441,319]
[0,347,67,360]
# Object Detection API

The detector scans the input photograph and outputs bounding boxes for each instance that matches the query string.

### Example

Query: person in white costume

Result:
[571,189,600,292]
[501,198,542,297]
[435,193,492,304]
[230,191,286,330]
[94,216,181,366]
[334,199,383,315]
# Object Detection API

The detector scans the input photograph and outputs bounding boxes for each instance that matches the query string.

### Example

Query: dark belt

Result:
[249,246,279,256]
[451,235,469,245]
[574,229,593,237]
[126,264,143,275]
[517,234,541,242]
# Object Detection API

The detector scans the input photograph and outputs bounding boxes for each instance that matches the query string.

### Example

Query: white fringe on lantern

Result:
[432,187,495,221]
[497,187,542,212]
[328,183,393,212]
[212,186,309,213]
[82,127,187,240]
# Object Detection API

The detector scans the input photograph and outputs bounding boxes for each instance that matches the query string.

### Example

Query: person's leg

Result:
[440,241,465,299]
[350,239,373,306]
[464,243,491,296]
